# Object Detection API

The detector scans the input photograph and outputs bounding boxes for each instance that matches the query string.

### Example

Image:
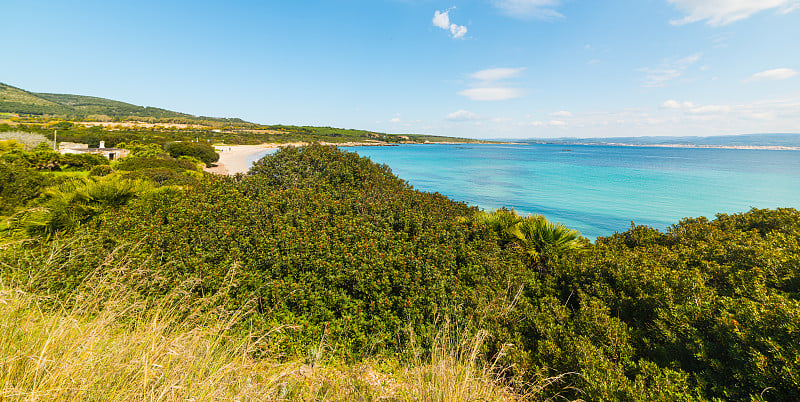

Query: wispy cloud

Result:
[470,67,526,81]
[745,68,798,82]
[490,0,564,19]
[688,104,732,114]
[661,100,695,109]
[433,9,467,39]
[667,0,800,26]
[661,99,736,115]
[445,110,481,121]
[639,53,702,87]
[460,67,526,101]
[550,110,572,117]
[459,87,525,101]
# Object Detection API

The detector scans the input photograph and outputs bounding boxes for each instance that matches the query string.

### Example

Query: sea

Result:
[248,144,800,240]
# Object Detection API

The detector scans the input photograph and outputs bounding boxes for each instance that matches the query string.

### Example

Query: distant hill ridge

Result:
[528,133,800,148]
[0,82,491,145]
[0,82,253,125]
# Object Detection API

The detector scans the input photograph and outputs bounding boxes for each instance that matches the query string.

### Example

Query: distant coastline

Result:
[523,133,800,151]
[570,142,800,151]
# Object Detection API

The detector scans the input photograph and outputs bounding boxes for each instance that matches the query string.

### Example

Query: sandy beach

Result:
[204,141,402,175]
[204,144,282,175]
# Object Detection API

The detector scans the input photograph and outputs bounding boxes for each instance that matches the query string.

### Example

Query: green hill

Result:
[0,82,253,125]
[0,83,75,116]
[0,82,492,144]
[36,92,195,120]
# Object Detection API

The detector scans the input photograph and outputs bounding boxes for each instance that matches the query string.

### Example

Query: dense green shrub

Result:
[0,139,24,153]
[91,145,522,356]
[113,155,199,172]
[0,162,49,216]
[58,152,109,171]
[89,164,114,177]
[500,209,800,400]
[115,141,165,157]
[120,168,198,186]
[165,141,219,167]
[0,148,108,171]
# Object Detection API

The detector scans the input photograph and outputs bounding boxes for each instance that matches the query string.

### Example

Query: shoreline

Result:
[204,144,280,175]
[541,142,800,151]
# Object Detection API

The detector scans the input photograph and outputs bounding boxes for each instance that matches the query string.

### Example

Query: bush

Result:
[34,146,523,358]
[114,156,199,172]
[0,162,49,216]
[59,153,109,171]
[120,168,198,186]
[165,142,219,167]
[89,164,114,177]
[115,141,165,157]
[0,140,24,153]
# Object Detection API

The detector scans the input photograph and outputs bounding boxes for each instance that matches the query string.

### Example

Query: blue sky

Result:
[2,0,799,139]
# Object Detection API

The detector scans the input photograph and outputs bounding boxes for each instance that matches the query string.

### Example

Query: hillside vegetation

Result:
[1,144,798,400]
[0,83,487,145]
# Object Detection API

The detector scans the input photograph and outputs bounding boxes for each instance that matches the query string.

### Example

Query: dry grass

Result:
[0,286,535,401]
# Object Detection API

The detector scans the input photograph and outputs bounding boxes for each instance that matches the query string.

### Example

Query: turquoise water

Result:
[325,144,800,239]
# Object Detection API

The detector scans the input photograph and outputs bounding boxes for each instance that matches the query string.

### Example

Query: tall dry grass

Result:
[0,239,541,401]
[0,286,534,401]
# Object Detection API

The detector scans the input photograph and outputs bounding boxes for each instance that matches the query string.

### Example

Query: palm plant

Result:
[473,209,583,273]
[508,214,582,271]
[1,176,159,240]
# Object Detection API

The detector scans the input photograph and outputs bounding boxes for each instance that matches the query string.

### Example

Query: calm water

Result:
[324,144,800,239]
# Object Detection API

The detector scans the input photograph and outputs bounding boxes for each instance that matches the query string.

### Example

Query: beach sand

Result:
[204,141,400,175]
[204,144,281,175]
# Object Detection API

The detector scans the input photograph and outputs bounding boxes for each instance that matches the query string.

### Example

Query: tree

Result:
[164,141,219,167]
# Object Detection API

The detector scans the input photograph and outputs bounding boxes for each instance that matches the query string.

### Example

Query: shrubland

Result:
[1,144,798,400]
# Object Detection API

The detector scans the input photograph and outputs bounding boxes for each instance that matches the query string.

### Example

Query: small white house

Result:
[59,141,130,161]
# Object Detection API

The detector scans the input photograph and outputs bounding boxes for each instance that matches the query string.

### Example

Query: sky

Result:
[2,0,799,139]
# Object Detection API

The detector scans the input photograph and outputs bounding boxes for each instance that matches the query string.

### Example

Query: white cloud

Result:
[433,9,467,39]
[446,110,481,121]
[661,100,682,109]
[661,100,729,114]
[460,67,526,101]
[667,0,800,26]
[640,53,702,87]
[491,0,564,19]
[688,104,731,114]
[433,10,451,29]
[550,110,572,117]
[746,68,798,82]
[548,120,567,126]
[470,67,526,81]
[390,117,401,123]
[450,24,467,39]
[458,87,525,101]
[661,100,696,109]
